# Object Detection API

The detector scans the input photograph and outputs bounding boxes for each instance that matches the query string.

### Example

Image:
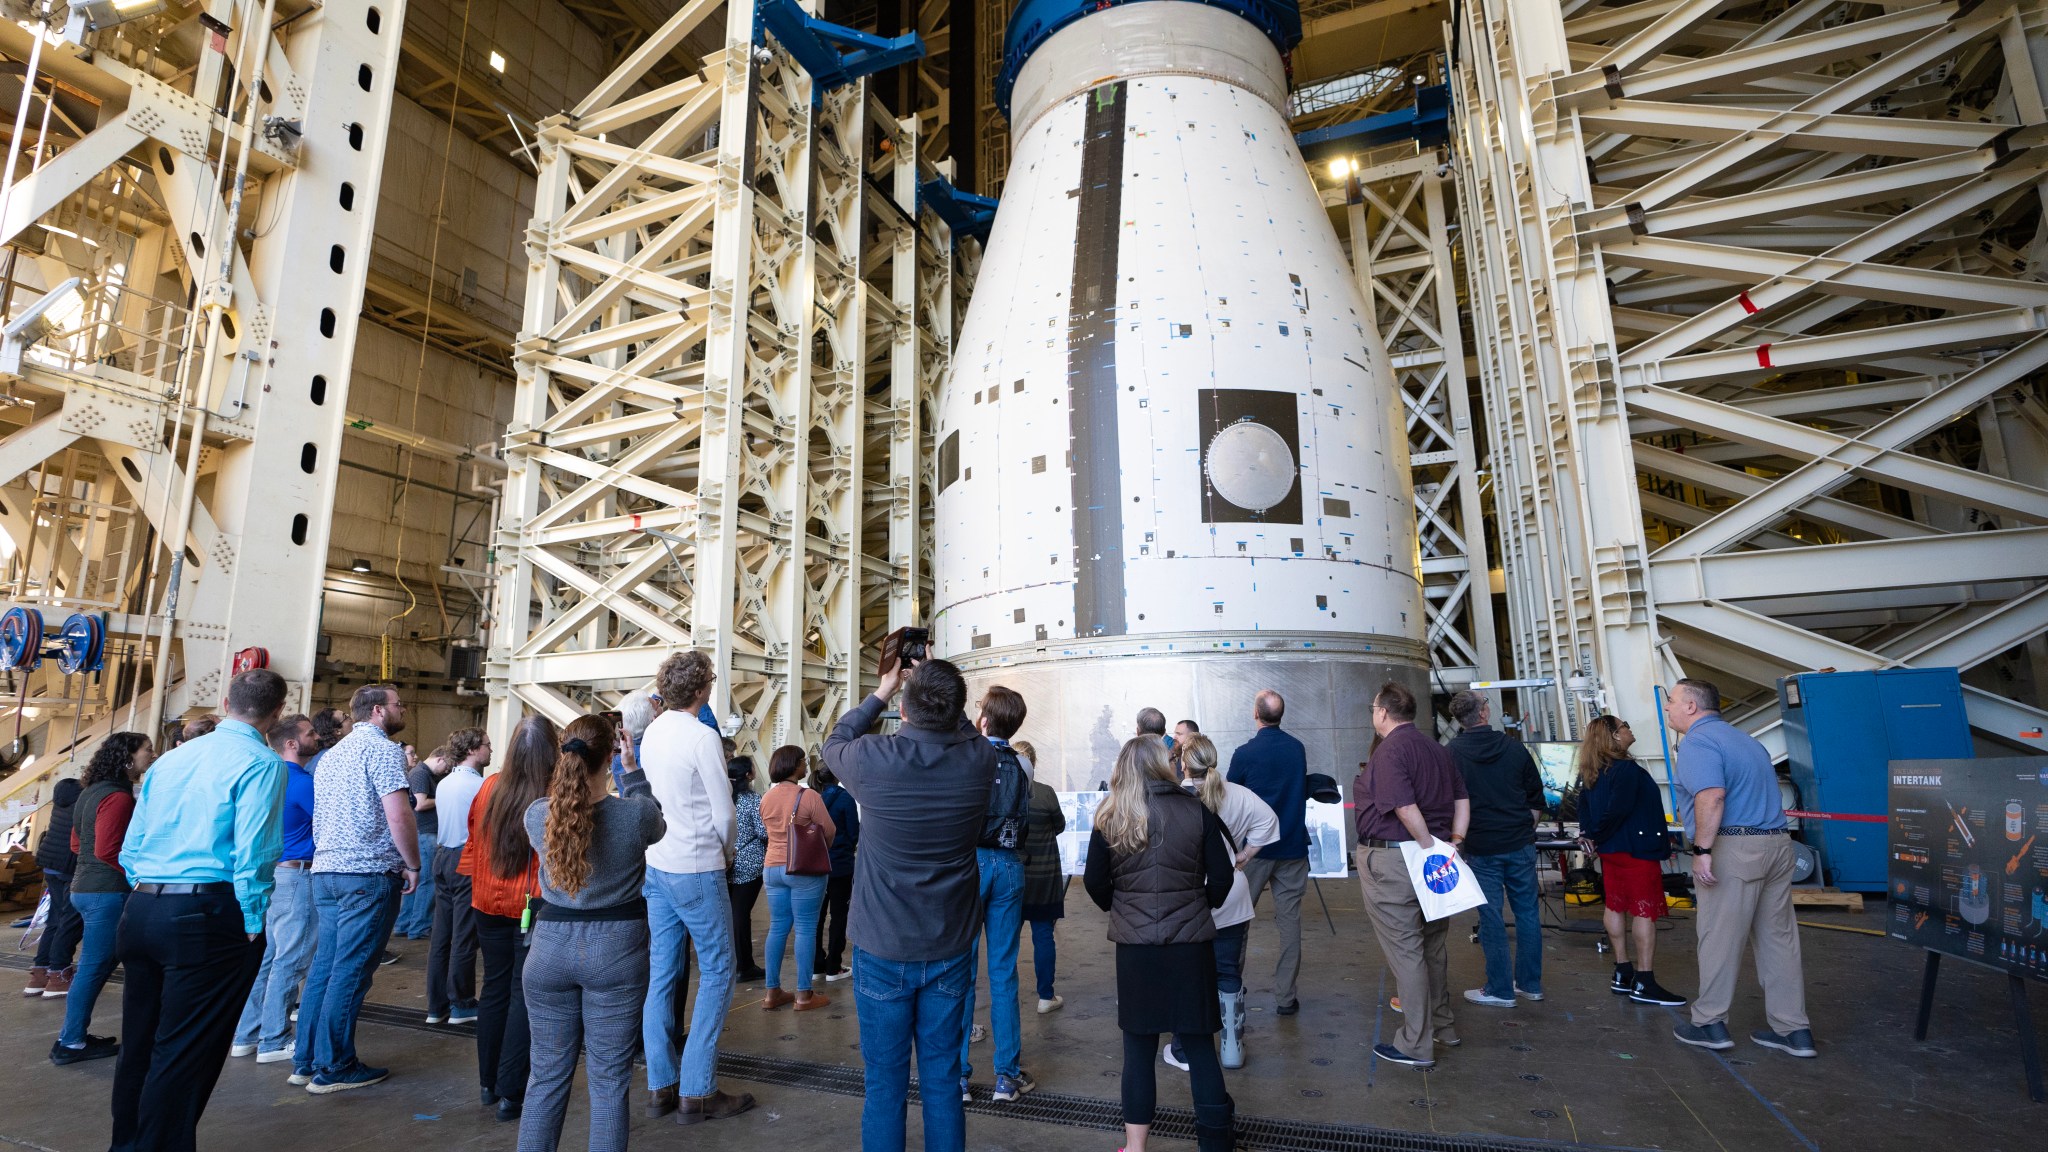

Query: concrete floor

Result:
[4,881,2044,1151]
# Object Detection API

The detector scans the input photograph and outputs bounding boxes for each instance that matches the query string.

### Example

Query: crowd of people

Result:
[19,653,1814,1151]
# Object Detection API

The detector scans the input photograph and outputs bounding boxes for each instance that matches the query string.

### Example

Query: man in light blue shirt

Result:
[1665,677,1812,1060]
[110,668,289,1152]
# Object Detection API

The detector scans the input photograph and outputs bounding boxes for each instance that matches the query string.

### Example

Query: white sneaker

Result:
[256,1048,293,1064]
[1463,989,1517,1008]
[1161,1043,1189,1072]
[969,1024,987,1043]
[230,1042,259,1058]
[1515,986,1545,1002]
[826,968,852,982]
[424,1013,447,1025]
[1037,996,1063,1015]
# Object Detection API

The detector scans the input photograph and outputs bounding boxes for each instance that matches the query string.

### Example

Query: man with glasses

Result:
[1351,681,1468,1069]
[293,684,421,1093]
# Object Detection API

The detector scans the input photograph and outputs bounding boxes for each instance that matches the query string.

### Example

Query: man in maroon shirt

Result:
[1352,681,1468,1069]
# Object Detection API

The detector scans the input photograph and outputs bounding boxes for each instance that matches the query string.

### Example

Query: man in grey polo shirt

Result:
[1665,677,1814,1059]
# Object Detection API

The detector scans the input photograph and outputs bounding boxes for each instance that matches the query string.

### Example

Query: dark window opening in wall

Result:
[347,123,363,151]
[220,314,237,340]
[319,308,336,338]
[300,443,317,474]
[329,245,345,273]
[367,7,381,33]
[291,514,308,545]
[121,457,141,482]
[157,147,175,174]
[310,374,327,405]
[339,183,355,211]
[357,65,373,92]
[190,232,204,258]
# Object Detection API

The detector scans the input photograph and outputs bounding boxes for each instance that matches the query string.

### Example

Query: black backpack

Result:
[979,744,1032,850]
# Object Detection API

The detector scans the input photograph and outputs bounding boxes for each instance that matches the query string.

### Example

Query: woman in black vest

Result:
[1084,735,1236,1152]
[54,732,152,1064]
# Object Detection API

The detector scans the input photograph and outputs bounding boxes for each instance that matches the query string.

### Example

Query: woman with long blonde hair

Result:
[519,714,666,1152]
[1169,733,1277,1071]
[1574,715,1685,1007]
[1084,736,1237,1152]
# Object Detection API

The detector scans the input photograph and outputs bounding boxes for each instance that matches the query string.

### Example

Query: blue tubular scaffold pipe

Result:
[756,0,926,92]
[1293,81,1451,163]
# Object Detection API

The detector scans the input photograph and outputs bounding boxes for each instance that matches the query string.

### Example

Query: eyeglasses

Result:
[1618,722,1632,730]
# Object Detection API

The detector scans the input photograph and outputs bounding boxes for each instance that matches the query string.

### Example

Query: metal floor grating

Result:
[4,951,1636,1152]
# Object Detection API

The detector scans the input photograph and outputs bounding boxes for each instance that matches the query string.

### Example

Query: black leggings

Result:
[1122,1030,1229,1127]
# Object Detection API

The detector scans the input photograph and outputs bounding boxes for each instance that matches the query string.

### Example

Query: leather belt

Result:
[275,860,311,869]
[133,881,235,896]
[1358,837,1410,850]
[1716,826,1787,837]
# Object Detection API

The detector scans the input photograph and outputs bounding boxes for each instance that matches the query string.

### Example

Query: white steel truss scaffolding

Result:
[1453,0,2048,766]
[1341,153,1502,701]
[0,0,404,804]
[490,0,959,756]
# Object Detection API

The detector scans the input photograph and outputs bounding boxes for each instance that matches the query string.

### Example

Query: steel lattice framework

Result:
[1338,153,1502,700]
[489,0,960,755]
[0,0,404,806]
[1452,0,2048,765]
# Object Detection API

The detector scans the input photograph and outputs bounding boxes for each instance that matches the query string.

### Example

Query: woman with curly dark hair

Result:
[51,732,153,1065]
[519,714,665,1152]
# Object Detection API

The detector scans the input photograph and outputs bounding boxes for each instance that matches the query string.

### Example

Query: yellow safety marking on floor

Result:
[1654,1067,1730,1152]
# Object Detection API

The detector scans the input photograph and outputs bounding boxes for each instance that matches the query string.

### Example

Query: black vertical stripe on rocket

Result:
[1066,81,1128,638]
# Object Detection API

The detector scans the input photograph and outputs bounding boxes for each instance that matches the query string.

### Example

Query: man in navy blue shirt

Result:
[233,714,320,1061]
[1226,690,1308,1015]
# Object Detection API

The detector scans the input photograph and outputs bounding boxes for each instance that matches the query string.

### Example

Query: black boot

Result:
[1195,1094,1235,1152]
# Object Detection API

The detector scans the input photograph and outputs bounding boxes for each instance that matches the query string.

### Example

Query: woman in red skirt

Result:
[1575,716,1687,1006]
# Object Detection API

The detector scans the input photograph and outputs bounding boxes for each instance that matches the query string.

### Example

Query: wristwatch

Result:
[1693,844,1712,855]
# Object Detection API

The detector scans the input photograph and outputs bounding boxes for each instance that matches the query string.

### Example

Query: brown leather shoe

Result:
[23,966,48,996]
[646,1084,679,1118]
[793,991,830,1011]
[41,966,74,998]
[761,989,795,1010]
[677,1087,756,1125]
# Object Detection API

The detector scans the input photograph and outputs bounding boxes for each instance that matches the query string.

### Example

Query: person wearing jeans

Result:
[26,777,82,997]
[233,716,319,1060]
[395,746,450,938]
[294,684,420,1093]
[1443,691,1546,1007]
[50,732,150,1065]
[759,747,836,1010]
[822,657,995,1152]
[640,650,756,1123]
[956,686,1034,1100]
[855,947,974,1151]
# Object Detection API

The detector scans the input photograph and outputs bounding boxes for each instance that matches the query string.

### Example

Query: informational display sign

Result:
[1889,757,2048,980]
[1526,741,1581,815]
[1056,791,1352,878]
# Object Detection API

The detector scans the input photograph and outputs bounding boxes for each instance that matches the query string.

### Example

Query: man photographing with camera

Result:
[822,634,995,1152]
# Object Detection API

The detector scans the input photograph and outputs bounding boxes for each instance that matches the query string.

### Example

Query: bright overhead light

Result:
[489,50,506,73]
[1326,157,1353,181]
[67,0,164,28]
[350,558,373,573]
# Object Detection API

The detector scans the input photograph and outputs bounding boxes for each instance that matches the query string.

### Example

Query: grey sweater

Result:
[524,771,666,910]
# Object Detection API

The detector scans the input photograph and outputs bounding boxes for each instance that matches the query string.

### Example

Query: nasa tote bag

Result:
[1398,840,1488,921]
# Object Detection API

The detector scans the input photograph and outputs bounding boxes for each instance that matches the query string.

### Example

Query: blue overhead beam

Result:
[919,175,998,243]
[1294,83,1451,164]
[756,0,925,93]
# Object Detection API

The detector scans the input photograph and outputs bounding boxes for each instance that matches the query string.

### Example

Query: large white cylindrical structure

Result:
[933,3,1426,786]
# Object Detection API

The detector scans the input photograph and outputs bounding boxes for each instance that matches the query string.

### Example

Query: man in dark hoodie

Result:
[1446,691,1546,1007]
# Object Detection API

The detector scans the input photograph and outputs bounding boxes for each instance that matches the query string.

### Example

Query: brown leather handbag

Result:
[784,786,833,876]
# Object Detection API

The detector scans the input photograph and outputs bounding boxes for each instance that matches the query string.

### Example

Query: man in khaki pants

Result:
[1665,678,1816,1058]
[1351,682,1469,1069]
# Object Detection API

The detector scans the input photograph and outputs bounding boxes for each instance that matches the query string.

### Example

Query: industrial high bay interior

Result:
[0,0,2046,1147]
[0,0,2041,797]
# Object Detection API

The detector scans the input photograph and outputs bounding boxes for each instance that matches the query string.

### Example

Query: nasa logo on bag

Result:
[1422,854,1460,894]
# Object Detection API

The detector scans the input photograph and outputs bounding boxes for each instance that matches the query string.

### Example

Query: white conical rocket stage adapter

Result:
[932,0,1427,786]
